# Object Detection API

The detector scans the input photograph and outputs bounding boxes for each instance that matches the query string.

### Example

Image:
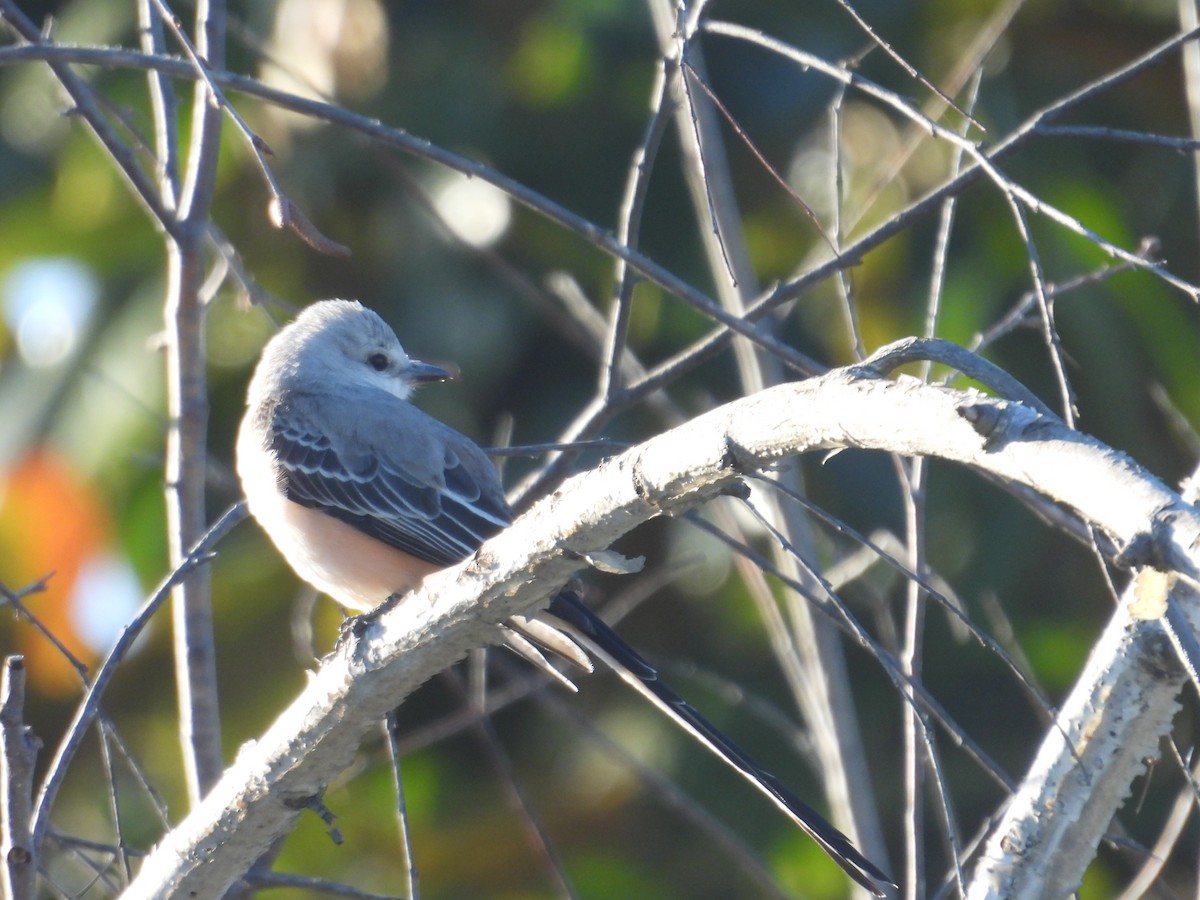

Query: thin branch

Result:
[1,657,38,900]
[31,503,247,853]
[147,0,342,256]
[163,0,226,804]
[841,0,1023,239]
[3,34,1198,322]
[901,451,929,898]
[96,726,132,886]
[0,582,175,877]
[969,239,1159,353]
[1034,123,1200,149]
[0,6,178,231]
[703,19,1200,303]
[666,0,889,868]
[1113,738,1200,898]
[147,0,272,185]
[246,871,399,899]
[0,578,88,678]
[532,689,794,900]
[602,52,674,399]
[103,721,172,831]
[0,42,830,378]
[828,70,865,361]
[677,52,741,289]
[383,714,418,900]
[137,0,180,210]
[1180,0,1200,241]
[681,59,840,256]
[831,0,984,131]
[443,672,576,899]
[686,511,1016,794]
[1001,194,1077,423]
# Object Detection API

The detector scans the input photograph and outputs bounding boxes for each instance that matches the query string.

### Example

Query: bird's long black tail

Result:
[542,591,894,898]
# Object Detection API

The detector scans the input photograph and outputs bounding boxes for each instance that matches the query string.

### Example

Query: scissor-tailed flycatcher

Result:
[237,299,892,895]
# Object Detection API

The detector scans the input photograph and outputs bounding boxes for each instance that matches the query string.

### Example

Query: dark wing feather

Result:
[269,392,512,567]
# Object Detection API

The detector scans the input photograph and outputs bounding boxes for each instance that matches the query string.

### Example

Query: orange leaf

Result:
[0,448,110,694]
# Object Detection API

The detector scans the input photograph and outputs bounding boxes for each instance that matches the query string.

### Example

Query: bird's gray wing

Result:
[266,390,512,567]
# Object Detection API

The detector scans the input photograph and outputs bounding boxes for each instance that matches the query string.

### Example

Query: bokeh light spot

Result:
[432,174,512,249]
[2,257,98,368]
[70,552,143,654]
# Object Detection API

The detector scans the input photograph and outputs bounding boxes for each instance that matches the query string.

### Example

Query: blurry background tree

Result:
[2,0,1200,897]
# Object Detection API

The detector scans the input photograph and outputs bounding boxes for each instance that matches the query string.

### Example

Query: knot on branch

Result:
[957,399,1045,451]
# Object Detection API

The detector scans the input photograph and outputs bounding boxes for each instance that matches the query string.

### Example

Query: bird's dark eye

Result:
[368,353,389,372]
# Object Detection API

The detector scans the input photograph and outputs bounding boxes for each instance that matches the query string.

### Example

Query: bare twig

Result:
[1180,0,1200,236]
[703,20,1200,303]
[0,42,832,378]
[532,689,793,900]
[969,238,1159,353]
[31,503,247,853]
[442,672,575,899]
[137,0,180,209]
[0,4,177,230]
[661,0,889,870]
[1,657,39,900]
[602,53,674,399]
[682,59,839,256]
[1001,194,1077,423]
[162,0,226,804]
[831,0,984,131]
[153,0,351,256]
[828,71,865,361]
[96,726,132,886]
[383,713,419,900]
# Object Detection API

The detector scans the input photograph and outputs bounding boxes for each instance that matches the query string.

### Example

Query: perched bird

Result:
[237,299,892,895]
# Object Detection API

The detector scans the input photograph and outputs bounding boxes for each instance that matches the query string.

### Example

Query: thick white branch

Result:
[122,369,1200,898]
[965,577,1188,899]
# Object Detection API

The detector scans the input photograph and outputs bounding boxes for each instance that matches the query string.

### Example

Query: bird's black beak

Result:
[408,359,457,383]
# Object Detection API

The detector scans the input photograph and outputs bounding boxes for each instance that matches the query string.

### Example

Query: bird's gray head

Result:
[252,300,450,402]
